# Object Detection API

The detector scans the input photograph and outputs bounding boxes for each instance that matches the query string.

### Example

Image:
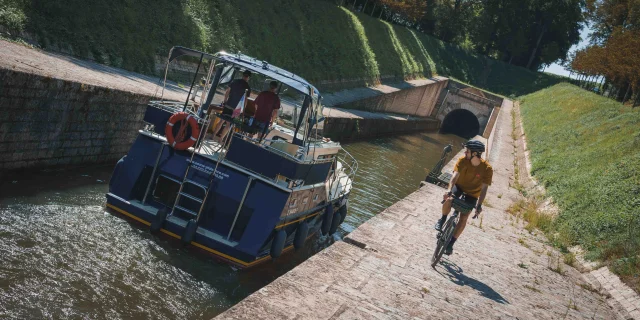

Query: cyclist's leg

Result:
[452,194,477,238]
[436,185,462,230]
[446,194,478,254]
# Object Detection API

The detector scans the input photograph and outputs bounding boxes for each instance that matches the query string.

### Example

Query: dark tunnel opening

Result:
[439,109,480,139]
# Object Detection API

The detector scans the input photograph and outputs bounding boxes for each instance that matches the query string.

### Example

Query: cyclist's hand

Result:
[442,192,451,202]
[473,206,482,219]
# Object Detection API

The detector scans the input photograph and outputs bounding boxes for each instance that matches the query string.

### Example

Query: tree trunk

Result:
[585,75,590,88]
[371,3,376,16]
[379,8,383,19]
[352,0,356,10]
[508,55,513,65]
[363,0,369,14]
[527,22,548,70]
[599,76,605,94]
[633,90,639,108]
[623,82,632,103]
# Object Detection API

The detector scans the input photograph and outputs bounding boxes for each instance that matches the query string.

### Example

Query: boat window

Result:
[313,194,319,201]
[289,199,297,208]
[307,97,325,141]
[218,65,235,85]
[206,66,309,140]
[303,197,309,205]
[277,84,307,133]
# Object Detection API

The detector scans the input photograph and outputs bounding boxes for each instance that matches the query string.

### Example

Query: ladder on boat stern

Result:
[169,118,234,243]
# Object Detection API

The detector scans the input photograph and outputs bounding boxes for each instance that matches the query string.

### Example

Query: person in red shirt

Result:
[212,70,251,142]
[253,81,281,140]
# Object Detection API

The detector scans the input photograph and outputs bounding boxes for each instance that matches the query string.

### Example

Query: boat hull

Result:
[106,133,348,268]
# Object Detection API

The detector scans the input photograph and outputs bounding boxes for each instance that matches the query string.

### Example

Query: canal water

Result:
[0,132,465,319]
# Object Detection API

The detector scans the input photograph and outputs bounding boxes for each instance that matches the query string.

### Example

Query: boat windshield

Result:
[205,62,322,145]
[157,48,326,147]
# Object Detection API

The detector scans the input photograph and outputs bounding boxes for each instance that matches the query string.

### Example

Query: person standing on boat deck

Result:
[213,70,251,142]
[434,140,492,256]
[253,81,281,140]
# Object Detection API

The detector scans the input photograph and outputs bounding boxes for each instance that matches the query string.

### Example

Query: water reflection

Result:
[0,132,464,319]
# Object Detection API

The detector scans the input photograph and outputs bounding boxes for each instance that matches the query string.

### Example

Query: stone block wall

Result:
[323,117,440,141]
[0,69,150,171]
[334,79,448,117]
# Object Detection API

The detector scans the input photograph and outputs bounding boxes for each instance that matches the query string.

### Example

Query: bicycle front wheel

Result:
[431,219,456,267]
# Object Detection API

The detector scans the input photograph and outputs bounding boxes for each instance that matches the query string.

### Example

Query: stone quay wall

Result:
[331,78,449,117]
[0,69,149,171]
[323,117,440,142]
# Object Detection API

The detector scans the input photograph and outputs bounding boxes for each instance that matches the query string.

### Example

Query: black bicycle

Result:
[431,198,474,267]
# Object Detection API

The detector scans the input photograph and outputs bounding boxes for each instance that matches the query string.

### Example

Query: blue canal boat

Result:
[106,47,357,268]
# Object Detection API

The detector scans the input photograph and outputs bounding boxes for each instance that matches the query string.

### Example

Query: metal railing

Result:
[328,147,358,200]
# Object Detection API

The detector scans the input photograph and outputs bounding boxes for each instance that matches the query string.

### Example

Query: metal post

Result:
[183,53,204,112]
[227,177,254,240]
[142,143,166,204]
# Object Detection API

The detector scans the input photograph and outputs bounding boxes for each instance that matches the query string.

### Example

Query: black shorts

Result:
[255,120,269,135]
[452,185,478,208]
[222,106,234,116]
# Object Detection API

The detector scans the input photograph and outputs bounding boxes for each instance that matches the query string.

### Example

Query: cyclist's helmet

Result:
[464,140,485,154]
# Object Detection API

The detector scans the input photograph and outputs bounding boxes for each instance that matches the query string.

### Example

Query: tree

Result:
[471,0,584,70]
[577,0,640,103]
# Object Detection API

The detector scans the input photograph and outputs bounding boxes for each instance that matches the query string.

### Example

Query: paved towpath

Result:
[214,99,623,319]
[0,40,431,122]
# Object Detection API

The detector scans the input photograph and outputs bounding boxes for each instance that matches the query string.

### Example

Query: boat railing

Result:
[228,130,335,166]
[328,147,358,200]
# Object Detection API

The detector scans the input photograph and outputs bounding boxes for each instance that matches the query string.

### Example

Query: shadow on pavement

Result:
[438,260,510,304]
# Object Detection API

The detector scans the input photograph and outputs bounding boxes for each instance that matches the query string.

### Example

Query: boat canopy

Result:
[160,46,325,146]
[214,52,320,98]
[168,46,217,63]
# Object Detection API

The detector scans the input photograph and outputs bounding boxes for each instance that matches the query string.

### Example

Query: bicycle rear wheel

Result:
[431,214,457,267]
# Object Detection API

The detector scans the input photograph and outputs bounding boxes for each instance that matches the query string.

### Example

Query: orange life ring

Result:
[165,112,200,150]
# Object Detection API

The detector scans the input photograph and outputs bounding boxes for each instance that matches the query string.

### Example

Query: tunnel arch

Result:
[439,109,480,139]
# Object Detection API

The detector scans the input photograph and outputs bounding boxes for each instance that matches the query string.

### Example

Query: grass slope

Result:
[2,0,564,95]
[520,83,640,290]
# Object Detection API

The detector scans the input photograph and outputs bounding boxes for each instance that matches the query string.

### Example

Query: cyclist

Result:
[434,140,493,255]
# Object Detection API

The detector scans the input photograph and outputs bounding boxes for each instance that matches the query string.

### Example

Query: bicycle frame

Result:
[431,210,460,267]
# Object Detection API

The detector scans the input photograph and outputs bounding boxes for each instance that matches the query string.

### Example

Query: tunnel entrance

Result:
[440,109,480,139]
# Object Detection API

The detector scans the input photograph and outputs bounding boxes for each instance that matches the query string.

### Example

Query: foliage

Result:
[0,0,27,32]
[520,82,640,292]
[507,197,554,234]
[473,0,584,70]
[362,0,585,71]
[0,0,566,96]
[571,0,640,104]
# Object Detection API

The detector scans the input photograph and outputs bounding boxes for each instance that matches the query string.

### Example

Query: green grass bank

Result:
[1,0,563,96]
[520,83,640,290]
